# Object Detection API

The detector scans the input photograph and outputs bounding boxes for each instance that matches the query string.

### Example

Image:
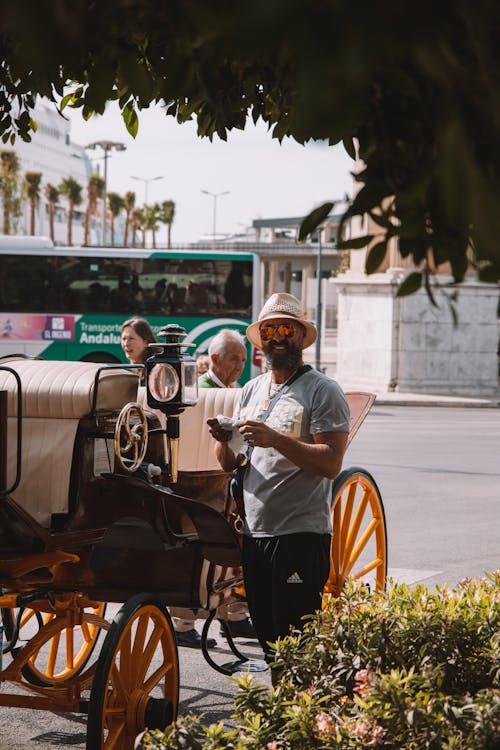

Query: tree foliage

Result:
[139,575,500,750]
[159,200,175,248]
[1,0,500,281]
[44,182,60,243]
[0,150,21,234]
[59,176,83,246]
[23,171,42,235]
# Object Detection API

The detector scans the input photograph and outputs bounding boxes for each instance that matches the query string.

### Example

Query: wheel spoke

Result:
[343,517,379,578]
[118,628,132,689]
[103,718,127,750]
[352,557,384,580]
[136,625,162,686]
[341,489,369,571]
[340,482,357,550]
[46,629,61,677]
[326,469,387,599]
[143,661,170,693]
[110,659,128,703]
[19,608,37,628]
[130,614,149,665]
[81,619,93,643]
[66,626,74,670]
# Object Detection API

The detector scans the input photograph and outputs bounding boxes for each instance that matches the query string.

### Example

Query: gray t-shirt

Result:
[235,368,350,537]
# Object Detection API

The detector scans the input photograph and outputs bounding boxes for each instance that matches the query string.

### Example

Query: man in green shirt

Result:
[198,329,247,389]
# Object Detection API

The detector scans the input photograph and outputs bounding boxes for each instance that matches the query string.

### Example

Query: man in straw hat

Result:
[209,292,350,683]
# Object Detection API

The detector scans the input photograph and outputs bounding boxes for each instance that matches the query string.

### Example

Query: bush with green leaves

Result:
[140,573,500,749]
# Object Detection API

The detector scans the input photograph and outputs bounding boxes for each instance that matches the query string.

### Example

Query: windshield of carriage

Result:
[0,255,253,317]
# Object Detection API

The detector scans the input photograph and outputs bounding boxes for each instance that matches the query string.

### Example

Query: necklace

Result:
[262,368,299,410]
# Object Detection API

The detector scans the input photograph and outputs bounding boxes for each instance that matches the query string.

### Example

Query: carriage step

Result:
[219,658,268,674]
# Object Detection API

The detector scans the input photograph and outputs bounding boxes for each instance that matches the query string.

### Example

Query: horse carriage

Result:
[0,326,386,749]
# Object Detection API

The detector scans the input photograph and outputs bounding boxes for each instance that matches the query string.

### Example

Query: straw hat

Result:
[246,293,317,350]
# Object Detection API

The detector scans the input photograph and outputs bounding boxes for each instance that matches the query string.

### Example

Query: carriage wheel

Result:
[324,467,387,599]
[1,602,107,685]
[87,594,179,750]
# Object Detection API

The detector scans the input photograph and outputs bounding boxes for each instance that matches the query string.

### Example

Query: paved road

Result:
[1,405,498,749]
[345,405,500,587]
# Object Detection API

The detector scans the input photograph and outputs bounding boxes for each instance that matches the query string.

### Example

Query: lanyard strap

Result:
[246,364,311,461]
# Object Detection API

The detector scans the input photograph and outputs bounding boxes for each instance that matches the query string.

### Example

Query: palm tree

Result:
[0,150,21,234]
[145,203,161,249]
[59,176,83,246]
[107,192,125,246]
[84,174,105,246]
[159,199,175,248]
[130,208,143,248]
[123,191,136,247]
[44,183,60,242]
[23,171,43,235]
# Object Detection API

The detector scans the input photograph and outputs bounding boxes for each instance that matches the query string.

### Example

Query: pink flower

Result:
[351,719,370,740]
[313,712,338,738]
[367,722,386,746]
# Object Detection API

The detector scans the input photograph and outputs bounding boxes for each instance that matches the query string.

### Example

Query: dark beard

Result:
[264,340,303,371]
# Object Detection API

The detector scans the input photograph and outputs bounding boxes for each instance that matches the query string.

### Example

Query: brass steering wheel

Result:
[114,402,148,472]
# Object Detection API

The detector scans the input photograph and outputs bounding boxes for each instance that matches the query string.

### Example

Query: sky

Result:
[67,102,355,244]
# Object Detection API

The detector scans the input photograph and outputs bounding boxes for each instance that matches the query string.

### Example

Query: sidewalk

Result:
[371,390,500,408]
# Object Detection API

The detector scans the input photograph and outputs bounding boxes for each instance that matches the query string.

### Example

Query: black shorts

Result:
[242,532,331,661]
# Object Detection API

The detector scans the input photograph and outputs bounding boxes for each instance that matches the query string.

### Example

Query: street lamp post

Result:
[130,175,165,207]
[315,226,324,372]
[201,189,230,241]
[86,140,126,246]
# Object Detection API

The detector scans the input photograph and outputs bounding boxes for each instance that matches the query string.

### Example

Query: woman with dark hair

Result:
[120,317,156,367]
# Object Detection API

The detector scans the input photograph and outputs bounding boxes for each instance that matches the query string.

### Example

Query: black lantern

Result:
[145,324,198,481]
[145,324,198,414]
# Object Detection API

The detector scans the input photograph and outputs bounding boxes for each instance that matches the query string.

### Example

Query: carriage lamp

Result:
[145,324,198,482]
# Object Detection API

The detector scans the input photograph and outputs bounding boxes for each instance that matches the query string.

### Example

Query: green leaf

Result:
[368,209,392,229]
[342,137,356,160]
[365,241,387,274]
[396,271,423,297]
[124,107,139,137]
[298,202,335,241]
[337,234,374,250]
[60,93,74,111]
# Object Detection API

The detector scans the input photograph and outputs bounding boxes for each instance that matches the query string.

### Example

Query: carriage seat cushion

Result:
[137,386,241,472]
[0,359,139,418]
[179,388,241,471]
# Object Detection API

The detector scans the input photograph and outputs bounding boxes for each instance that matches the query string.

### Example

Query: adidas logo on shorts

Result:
[286,572,303,584]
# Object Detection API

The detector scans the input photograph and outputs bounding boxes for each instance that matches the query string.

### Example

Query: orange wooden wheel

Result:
[87,594,179,750]
[2,601,107,686]
[324,467,387,599]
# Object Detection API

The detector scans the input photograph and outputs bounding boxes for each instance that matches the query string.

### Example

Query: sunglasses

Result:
[259,323,297,341]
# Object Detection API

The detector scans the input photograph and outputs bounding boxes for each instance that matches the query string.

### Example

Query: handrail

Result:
[0,366,22,496]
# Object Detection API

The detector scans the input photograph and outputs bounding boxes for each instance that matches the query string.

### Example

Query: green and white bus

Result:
[0,236,261,381]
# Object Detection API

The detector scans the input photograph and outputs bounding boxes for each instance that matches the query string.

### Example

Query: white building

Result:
[4,102,95,245]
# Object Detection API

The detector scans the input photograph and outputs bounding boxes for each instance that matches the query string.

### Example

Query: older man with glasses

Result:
[209,292,350,684]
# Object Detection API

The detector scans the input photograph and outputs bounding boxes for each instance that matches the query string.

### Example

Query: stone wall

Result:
[334,271,499,395]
